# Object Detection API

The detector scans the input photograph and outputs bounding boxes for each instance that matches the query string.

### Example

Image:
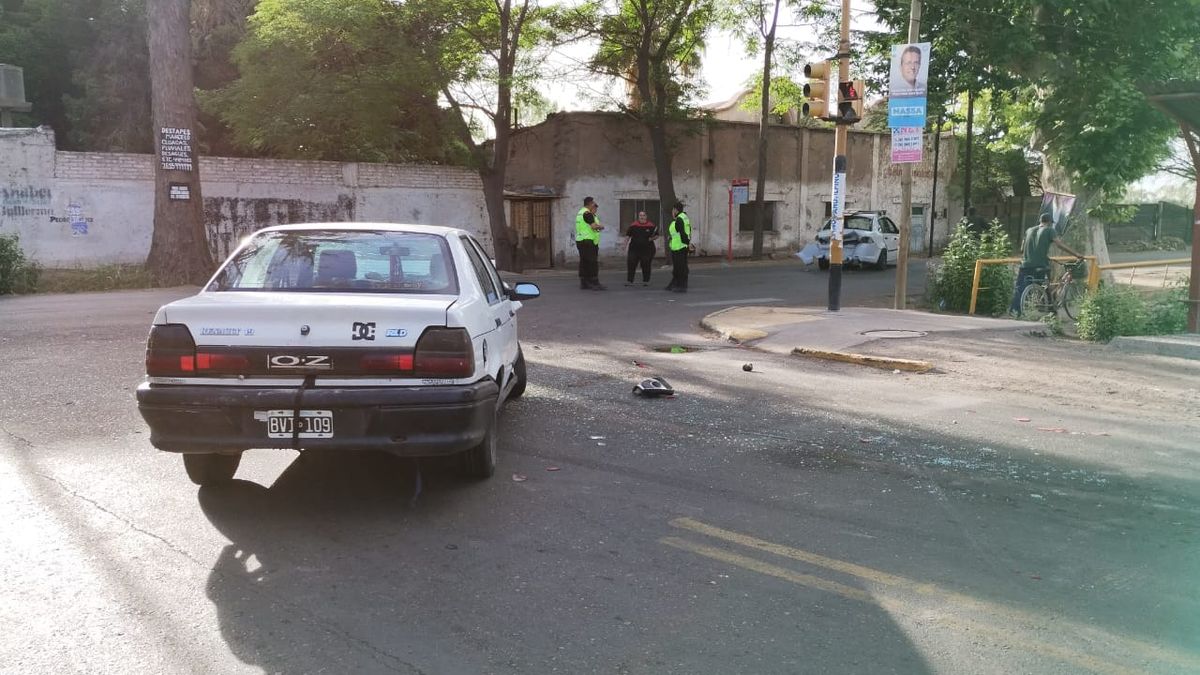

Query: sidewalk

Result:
[701,305,1032,370]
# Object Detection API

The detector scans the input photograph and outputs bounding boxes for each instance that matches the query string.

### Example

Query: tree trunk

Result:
[751,1,781,260]
[646,119,678,218]
[147,0,213,285]
[1183,124,1199,332]
[480,167,519,272]
[963,87,974,214]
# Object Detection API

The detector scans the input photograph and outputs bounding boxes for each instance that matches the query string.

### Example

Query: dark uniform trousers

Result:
[669,249,689,289]
[577,241,600,284]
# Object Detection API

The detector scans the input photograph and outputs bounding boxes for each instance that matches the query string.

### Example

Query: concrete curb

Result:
[792,347,934,373]
[698,307,769,342]
[1108,335,1200,361]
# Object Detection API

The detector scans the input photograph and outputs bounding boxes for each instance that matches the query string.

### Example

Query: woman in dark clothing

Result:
[624,210,659,286]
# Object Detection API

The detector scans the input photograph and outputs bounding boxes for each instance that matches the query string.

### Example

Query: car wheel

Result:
[461,401,498,479]
[182,452,241,486]
[817,257,830,271]
[508,346,527,399]
[875,250,887,271]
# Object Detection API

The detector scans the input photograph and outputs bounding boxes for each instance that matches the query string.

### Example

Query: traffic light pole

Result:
[894,0,922,309]
[827,0,852,311]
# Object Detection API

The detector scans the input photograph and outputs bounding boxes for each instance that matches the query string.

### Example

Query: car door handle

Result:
[495,318,502,328]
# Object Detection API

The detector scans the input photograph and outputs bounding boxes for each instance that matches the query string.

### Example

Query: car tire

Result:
[461,401,498,479]
[509,347,527,399]
[182,452,241,486]
[817,257,830,271]
[874,250,887,271]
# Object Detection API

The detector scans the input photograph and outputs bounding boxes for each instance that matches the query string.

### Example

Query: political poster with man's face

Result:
[889,42,930,99]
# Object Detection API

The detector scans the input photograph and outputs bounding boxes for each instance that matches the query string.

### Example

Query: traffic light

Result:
[837,80,864,124]
[802,62,831,120]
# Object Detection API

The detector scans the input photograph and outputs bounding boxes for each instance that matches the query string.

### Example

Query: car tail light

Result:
[146,324,197,376]
[361,352,415,374]
[413,327,474,378]
[194,352,251,373]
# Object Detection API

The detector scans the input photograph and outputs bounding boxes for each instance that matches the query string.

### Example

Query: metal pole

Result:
[927,113,942,257]
[827,0,852,311]
[894,0,921,309]
[728,188,733,262]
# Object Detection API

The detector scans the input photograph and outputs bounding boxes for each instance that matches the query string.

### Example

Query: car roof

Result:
[254,223,472,238]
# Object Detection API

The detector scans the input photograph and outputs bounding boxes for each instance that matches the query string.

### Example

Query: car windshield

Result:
[208,230,458,294]
[821,216,874,232]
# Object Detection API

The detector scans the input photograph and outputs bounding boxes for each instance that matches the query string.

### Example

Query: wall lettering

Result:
[0,184,53,217]
[159,127,194,172]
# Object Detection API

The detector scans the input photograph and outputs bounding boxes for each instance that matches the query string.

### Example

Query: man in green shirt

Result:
[1010,213,1083,315]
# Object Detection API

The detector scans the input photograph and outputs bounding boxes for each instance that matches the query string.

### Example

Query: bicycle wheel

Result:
[1061,280,1085,320]
[1020,283,1050,319]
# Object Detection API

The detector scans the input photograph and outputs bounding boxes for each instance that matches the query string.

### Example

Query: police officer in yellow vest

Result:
[665,201,691,293]
[575,197,606,290]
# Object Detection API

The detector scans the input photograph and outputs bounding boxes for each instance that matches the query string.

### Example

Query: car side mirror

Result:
[507,282,540,301]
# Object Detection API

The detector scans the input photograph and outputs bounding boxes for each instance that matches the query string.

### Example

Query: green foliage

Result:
[1040,313,1065,338]
[0,234,41,295]
[0,0,252,153]
[1075,283,1190,342]
[932,220,1014,315]
[868,0,1200,200]
[202,0,464,164]
[1076,286,1147,342]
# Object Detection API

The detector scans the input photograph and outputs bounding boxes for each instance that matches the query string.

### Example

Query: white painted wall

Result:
[0,127,492,268]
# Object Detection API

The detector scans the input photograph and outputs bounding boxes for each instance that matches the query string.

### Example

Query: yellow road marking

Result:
[660,536,872,603]
[669,517,1199,673]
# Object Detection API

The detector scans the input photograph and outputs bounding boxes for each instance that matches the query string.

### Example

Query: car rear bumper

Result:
[136,380,499,455]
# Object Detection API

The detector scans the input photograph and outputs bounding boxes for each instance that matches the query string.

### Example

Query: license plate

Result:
[259,410,333,439]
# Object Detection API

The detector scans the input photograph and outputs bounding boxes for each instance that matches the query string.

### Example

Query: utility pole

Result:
[928,113,943,257]
[827,0,852,311]
[894,0,921,309]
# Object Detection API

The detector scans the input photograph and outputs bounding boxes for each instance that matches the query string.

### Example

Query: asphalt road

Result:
[2,260,1198,674]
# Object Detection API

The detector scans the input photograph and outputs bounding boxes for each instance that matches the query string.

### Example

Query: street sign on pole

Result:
[891,127,924,163]
[731,178,750,205]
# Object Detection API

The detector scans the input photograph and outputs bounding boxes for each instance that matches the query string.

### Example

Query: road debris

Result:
[546,466,561,472]
[1014,417,1032,423]
[633,377,675,397]
[742,363,754,372]
[512,473,527,482]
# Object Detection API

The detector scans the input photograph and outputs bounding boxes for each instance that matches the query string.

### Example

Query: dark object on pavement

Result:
[633,377,675,397]
[742,363,754,372]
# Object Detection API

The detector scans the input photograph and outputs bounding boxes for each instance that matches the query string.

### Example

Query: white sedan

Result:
[136,223,539,485]
[811,211,900,270]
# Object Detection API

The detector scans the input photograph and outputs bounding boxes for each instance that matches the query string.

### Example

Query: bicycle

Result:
[1020,258,1088,321]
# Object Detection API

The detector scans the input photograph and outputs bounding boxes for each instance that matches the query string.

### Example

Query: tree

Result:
[201,0,463,164]
[591,0,715,215]
[869,0,1200,265]
[147,0,213,284]
[417,0,557,272]
[723,0,825,258]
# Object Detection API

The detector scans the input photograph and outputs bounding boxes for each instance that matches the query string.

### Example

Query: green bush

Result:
[1144,283,1189,335]
[1075,282,1189,342]
[932,220,1014,315]
[0,233,40,295]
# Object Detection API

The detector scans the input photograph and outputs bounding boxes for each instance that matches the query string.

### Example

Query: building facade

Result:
[505,112,956,268]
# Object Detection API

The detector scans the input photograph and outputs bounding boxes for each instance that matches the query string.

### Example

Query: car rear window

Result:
[208,230,458,294]
[821,216,874,232]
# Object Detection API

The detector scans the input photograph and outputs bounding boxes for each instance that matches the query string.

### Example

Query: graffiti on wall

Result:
[204,195,356,260]
[1,185,53,218]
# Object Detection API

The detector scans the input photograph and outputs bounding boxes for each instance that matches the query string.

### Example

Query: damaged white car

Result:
[803,211,900,271]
